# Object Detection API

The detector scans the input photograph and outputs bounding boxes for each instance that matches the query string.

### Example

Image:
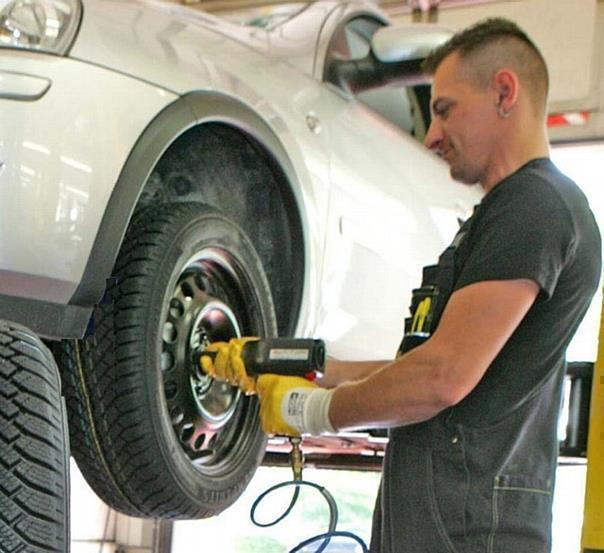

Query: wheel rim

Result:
[160,248,259,470]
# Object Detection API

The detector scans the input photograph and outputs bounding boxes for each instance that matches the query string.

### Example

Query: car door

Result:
[315,14,481,360]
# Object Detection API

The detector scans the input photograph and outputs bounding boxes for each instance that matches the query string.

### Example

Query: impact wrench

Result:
[193,337,326,382]
[195,337,367,552]
[192,337,326,474]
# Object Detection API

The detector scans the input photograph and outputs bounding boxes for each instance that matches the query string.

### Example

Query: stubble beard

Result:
[449,159,480,186]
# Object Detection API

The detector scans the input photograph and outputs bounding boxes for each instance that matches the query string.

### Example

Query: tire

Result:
[54,203,276,519]
[0,321,70,553]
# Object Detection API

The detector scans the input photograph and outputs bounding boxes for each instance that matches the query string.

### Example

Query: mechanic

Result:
[202,18,602,553]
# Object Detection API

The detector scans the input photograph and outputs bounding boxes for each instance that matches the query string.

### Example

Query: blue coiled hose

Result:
[250,479,369,553]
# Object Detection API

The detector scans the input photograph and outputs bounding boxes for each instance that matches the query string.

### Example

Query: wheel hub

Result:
[188,300,241,424]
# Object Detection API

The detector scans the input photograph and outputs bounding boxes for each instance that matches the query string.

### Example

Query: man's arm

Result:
[320,359,390,388]
[329,278,539,431]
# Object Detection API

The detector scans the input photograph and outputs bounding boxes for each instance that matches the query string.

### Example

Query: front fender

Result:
[70,91,306,311]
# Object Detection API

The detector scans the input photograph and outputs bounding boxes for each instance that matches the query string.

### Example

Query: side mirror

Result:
[371,25,453,64]
[325,24,452,94]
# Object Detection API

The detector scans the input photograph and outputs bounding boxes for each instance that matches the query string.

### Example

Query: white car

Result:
[0,0,479,520]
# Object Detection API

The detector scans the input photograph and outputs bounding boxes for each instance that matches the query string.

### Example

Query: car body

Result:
[0,0,480,518]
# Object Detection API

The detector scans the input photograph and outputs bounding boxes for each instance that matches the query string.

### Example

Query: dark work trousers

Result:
[369,367,562,553]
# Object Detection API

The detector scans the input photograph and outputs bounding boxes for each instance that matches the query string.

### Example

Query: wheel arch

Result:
[70,91,306,337]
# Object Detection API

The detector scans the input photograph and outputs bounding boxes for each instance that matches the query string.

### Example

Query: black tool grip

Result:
[242,339,325,378]
[194,338,325,379]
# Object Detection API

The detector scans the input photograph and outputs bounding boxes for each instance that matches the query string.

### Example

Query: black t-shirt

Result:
[371,159,601,553]
[450,157,601,425]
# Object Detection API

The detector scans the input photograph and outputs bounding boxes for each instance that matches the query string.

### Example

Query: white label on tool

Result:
[269,349,309,361]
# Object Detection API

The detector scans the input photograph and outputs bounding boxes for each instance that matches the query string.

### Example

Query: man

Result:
[203,18,601,553]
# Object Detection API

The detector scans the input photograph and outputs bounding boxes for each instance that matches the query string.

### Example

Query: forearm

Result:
[319,358,391,388]
[264,281,538,436]
[263,346,456,437]
[328,345,452,431]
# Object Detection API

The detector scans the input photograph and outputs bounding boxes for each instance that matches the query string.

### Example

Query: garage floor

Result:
[69,460,586,553]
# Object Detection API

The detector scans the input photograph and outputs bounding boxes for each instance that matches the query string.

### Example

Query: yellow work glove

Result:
[200,337,258,395]
[256,374,336,437]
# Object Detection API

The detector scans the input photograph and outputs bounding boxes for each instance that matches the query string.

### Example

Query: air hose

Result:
[250,438,369,553]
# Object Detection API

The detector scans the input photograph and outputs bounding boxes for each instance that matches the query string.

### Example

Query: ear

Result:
[492,68,519,112]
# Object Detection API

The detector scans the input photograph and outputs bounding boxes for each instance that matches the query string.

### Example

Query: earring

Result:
[497,105,512,119]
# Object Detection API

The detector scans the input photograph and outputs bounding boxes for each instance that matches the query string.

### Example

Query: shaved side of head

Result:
[423,18,549,116]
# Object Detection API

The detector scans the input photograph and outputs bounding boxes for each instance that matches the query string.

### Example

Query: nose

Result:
[423,118,443,153]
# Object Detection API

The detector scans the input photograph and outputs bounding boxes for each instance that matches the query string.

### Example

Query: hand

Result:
[200,337,258,394]
[256,374,335,437]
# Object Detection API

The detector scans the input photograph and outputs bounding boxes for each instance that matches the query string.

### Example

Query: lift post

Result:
[581,305,604,553]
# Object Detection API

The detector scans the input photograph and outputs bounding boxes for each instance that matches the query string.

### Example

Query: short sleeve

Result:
[454,180,576,299]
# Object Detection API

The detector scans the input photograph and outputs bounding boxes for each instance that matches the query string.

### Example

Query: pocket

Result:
[487,475,553,553]
[426,450,468,553]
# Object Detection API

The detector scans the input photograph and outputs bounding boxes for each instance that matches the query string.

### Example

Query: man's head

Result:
[423,18,548,115]
[422,18,550,189]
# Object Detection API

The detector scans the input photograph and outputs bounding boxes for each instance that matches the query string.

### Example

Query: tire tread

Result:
[0,321,69,553]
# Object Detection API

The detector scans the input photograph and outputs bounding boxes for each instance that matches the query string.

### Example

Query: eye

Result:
[432,99,456,121]
[434,103,451,119]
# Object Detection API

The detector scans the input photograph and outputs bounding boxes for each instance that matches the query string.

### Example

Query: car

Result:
[0,0,480,520]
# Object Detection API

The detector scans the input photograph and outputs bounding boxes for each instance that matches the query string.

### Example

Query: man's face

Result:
[424,53,498,186]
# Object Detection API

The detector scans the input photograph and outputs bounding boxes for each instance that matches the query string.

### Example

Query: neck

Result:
[480,121,550,194]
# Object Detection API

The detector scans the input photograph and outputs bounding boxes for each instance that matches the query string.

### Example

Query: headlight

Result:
[0,0,82,55]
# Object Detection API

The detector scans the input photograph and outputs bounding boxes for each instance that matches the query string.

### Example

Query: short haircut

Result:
[422,18,549,114]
